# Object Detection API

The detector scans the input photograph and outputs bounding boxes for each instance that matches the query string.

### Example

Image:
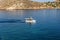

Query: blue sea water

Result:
[0,9,60,40]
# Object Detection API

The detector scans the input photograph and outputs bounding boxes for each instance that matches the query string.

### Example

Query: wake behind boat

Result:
[0,19,24,23]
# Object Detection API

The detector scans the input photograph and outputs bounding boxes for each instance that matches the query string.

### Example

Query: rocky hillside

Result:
[0,0,60,9]
[0,0,42,9]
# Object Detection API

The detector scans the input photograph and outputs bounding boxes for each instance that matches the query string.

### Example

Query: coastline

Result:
[0,8,60,10]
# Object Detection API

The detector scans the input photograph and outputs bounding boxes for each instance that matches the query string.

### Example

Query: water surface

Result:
[0,9,60,40]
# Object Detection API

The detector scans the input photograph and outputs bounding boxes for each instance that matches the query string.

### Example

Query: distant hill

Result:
[0,0,60,9]
[0,0,41,9]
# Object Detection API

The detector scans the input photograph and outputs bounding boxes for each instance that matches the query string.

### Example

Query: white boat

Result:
[25,17,36,23]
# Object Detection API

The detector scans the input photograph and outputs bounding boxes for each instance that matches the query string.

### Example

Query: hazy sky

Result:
[32,0,55,2]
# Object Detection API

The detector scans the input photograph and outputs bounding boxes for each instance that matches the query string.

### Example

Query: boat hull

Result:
[25,20,36,23]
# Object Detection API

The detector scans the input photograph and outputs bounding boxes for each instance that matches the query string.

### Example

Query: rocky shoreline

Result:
[0,7,60,10]
[0,8,60,10]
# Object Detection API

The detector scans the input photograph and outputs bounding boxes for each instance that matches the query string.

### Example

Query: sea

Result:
[0,9,60,40]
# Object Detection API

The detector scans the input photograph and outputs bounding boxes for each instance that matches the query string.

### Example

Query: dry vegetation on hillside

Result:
[0,0,60,9]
